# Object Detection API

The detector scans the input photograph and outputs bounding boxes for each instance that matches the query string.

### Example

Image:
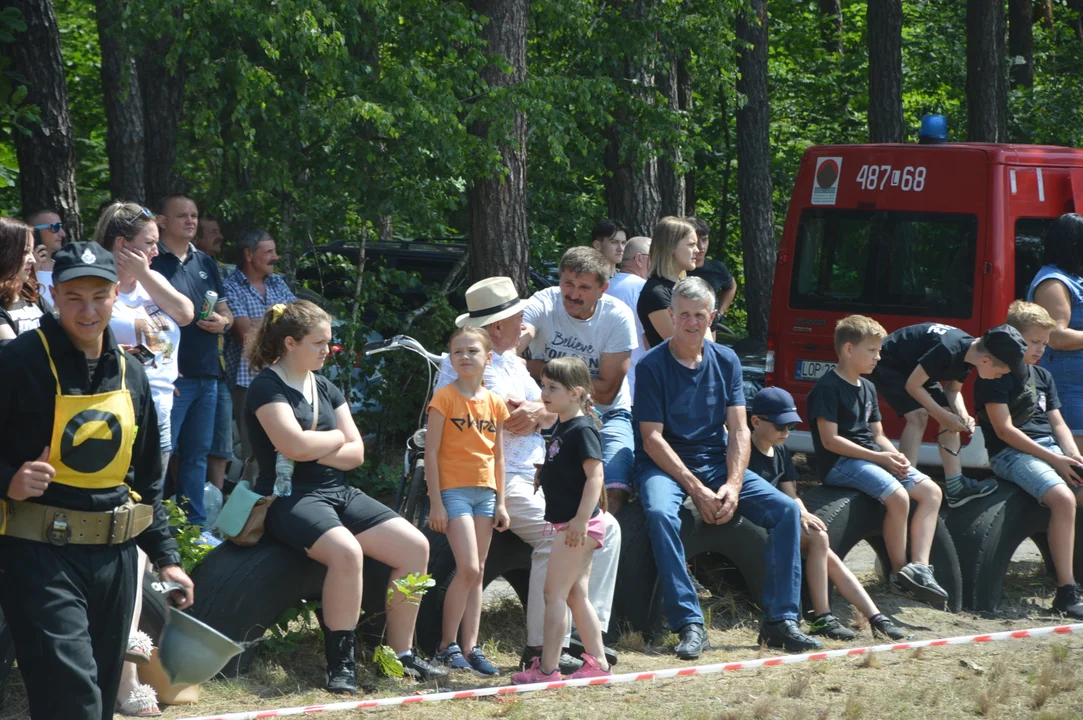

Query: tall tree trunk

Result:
[1069,0,1083,40]
[1008,0,1034,88]
[967,0,1008,142]
[819,0,843,54]
[139,8,186,210]
[735,0,774,343]
[867,0,904,143]
[96,0,145,204]
[467,0,530,293]
[1035,0,1054,28]
[657,51,686,218]
[678,56,696,214]
[3,0,82,240]
[604,0,661,237]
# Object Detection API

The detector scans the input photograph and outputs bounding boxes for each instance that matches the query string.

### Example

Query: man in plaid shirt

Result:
[223,229,296,480]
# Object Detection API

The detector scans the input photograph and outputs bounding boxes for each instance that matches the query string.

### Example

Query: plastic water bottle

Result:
[203,482,224,529]
[274,452,294,497]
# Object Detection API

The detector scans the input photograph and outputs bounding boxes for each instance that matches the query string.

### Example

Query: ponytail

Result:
[245,300,332,371]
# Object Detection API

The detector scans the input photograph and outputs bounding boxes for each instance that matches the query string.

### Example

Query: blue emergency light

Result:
[919,114,948,144]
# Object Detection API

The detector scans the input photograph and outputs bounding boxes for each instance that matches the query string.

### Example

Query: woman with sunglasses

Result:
[92,202,194,717]
[0,217,49,347]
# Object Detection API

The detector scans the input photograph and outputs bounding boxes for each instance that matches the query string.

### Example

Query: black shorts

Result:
[266,485,399,553]
[869,366,949,417]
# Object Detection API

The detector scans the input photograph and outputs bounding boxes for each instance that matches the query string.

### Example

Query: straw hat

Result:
[455,277,528,327]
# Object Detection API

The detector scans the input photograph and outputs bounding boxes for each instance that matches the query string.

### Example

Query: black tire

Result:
[801,485,963,612]
[188,537,390,675]
[609,500,768,644]
[404,461,427,528]
[0,606,14,710]
[139,569,170,644]
[945,482,1055,612]
[414,528,532,655]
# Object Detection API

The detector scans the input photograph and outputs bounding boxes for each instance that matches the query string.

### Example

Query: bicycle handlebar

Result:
[363,335,445,364]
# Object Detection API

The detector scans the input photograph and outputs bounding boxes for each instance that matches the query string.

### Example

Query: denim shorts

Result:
[440,486,497,520]
[989,436,1083,504]
[824,456,928,502]
[209,377,234,459]
[600,409,634,493]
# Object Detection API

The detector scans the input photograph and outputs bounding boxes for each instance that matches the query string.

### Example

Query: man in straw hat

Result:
[435,276,622,673]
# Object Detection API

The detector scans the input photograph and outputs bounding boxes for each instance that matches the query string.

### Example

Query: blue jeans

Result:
[209,378,233,458]
[824,456,927,502]
[990,436,1083,504]
[170,377,218,527]
[634,462,802,629]
[601,409,634,493]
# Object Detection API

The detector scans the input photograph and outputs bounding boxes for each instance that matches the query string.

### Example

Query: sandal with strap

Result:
[117,683,162,717]
[124,630,154,665]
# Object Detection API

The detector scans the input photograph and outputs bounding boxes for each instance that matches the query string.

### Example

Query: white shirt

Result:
[109,280,183,429]
[435,349,545,477]
[522,286,637,414]
[605,272,647,401]
[35,270,54,310]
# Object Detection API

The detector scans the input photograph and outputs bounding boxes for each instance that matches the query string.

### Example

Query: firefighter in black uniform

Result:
[0,242,194,720]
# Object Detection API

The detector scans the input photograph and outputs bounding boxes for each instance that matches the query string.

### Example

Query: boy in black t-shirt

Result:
[869,322,1027,508]
[807,315,949,607]
[975,301,1083,619]
[749,387,904,641]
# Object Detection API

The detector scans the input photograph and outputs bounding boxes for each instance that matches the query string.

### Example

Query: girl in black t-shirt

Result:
[244,300,446,694]
[512,357,611,684]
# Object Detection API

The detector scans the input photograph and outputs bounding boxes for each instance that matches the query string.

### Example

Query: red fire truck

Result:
[768,124,1083,468]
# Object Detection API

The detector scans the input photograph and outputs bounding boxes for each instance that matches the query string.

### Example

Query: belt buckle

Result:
[47,512,71,546]
[109,505,133,546]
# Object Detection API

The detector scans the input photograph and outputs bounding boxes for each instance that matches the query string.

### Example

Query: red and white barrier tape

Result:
[178,621,1083,720]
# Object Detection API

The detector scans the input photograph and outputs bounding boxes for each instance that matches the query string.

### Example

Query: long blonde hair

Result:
[648,216,696,281]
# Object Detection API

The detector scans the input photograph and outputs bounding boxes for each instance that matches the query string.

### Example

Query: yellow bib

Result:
[37,329,135,490]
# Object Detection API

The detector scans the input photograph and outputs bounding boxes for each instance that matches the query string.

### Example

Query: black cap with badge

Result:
[52,241,118,285]
[982,324,1028,379]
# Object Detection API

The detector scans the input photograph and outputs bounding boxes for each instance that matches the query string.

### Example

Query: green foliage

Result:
[264,600,320,655]
[387,572,436,607]
[373,643,405,678]
[0,7,38,191]
[162,498,214,573]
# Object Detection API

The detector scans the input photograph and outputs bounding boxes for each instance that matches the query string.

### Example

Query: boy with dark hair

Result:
[590,219,628,275]
[807,315,949,607]
[975,301,1083,618]
[749,387,905,641]
[869,322,1027,508]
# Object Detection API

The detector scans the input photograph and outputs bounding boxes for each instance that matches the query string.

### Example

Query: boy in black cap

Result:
[749,387,904,641]
[0,242,194,719]
[869,322,1027,508]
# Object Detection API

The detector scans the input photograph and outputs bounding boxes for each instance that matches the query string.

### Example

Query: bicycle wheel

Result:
[403,460,428,528]
[391,472,409,514]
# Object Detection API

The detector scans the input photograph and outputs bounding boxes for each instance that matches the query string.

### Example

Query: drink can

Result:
[200,290,218,320]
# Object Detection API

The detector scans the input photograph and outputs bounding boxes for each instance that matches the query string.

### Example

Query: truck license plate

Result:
[797,360,837,381]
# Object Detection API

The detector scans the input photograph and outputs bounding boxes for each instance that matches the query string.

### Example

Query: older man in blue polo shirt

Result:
[633,277,820,660]
[151,195,233,527]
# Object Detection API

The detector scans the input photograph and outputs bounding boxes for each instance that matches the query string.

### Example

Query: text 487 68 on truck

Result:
[769,129,1083,468]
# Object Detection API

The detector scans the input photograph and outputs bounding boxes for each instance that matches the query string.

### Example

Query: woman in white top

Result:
[91,201,195,718]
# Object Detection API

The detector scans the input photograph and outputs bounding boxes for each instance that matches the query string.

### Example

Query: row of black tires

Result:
[2,482,1080,701]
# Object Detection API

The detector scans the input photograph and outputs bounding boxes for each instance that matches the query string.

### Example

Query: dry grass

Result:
[1,557,1082,720]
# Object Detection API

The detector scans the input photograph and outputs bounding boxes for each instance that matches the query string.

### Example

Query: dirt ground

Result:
[2,548,1080,720]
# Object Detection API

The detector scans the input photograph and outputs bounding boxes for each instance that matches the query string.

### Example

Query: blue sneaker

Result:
[466,646,499,676]
[434,643,471,671]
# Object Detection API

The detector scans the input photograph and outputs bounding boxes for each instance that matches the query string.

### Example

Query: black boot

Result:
[324,630,357,695]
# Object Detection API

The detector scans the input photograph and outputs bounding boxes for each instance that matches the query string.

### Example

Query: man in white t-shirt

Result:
[604,236,650,403]
[436,276,622,673]
[522,246,638,512]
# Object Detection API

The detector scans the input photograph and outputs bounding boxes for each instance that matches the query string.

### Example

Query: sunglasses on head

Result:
[138,206,152,218]
[33,222,63,233]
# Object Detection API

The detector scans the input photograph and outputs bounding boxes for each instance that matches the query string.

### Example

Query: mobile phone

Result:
[129,344,156,367]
